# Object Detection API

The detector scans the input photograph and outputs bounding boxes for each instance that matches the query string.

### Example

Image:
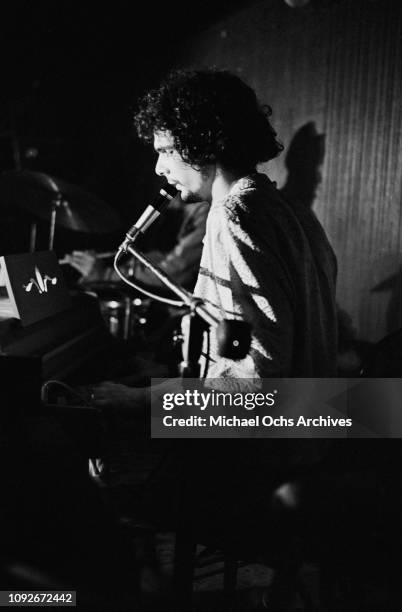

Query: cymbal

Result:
[0,170,122,234]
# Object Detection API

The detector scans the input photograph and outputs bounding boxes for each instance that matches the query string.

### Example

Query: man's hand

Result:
[91,381,147,417]
[62,250,102,279]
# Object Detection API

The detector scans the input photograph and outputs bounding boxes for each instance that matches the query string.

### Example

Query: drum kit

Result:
[0,169,149,340]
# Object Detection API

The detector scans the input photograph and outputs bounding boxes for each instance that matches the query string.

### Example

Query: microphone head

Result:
[121,183,178,249]
[160,183,178,200]
[151,184,178,213]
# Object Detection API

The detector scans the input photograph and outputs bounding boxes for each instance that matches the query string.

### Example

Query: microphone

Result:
[119,184,177,251]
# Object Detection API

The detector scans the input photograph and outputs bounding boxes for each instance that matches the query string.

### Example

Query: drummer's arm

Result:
[62,250,106,281]
[63,250,126,283]
[64,246,189,287]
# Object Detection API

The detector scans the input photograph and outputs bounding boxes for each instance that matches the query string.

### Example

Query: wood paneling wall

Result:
[174,0,402,342]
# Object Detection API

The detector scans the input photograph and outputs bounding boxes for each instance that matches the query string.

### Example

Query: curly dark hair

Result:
[134,69,283,174]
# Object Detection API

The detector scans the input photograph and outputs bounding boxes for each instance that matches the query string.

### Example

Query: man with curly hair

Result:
[133,69,338,380]
[92,69,338,409]
[91,71,339,609]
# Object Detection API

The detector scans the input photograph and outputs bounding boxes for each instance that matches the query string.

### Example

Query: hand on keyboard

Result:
[90,381,146,417]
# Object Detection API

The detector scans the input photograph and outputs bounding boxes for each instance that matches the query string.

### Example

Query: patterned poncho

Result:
[194,173,338,379]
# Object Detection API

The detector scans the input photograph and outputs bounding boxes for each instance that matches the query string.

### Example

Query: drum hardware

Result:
[101,299,124,338]
[100,295,149,340]
[83,282,149,341]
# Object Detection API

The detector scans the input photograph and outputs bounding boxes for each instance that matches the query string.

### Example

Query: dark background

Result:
[0,2,248,209]
[0,1,249,255]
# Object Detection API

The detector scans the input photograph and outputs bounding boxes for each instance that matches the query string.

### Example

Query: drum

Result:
[100,295,151,340]
[83,281,149,340]
[100,297,127,338]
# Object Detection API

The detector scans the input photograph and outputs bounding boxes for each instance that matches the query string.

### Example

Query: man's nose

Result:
[155,155,166,177]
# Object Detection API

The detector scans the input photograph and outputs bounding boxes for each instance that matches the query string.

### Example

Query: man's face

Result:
[153,131,214,203]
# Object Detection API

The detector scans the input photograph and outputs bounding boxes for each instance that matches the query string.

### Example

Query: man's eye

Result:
[158,148,175,157]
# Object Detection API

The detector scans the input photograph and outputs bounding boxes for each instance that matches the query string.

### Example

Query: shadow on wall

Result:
[371,267,402,336]
[281,122,374,373]
[280,121,325,210]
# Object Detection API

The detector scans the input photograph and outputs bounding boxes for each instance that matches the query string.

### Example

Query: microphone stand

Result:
[115,236,252,602]
[114,241,251,379]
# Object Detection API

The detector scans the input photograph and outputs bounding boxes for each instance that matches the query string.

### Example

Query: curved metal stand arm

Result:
[114,240,251,373]
[114,243,220,327]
